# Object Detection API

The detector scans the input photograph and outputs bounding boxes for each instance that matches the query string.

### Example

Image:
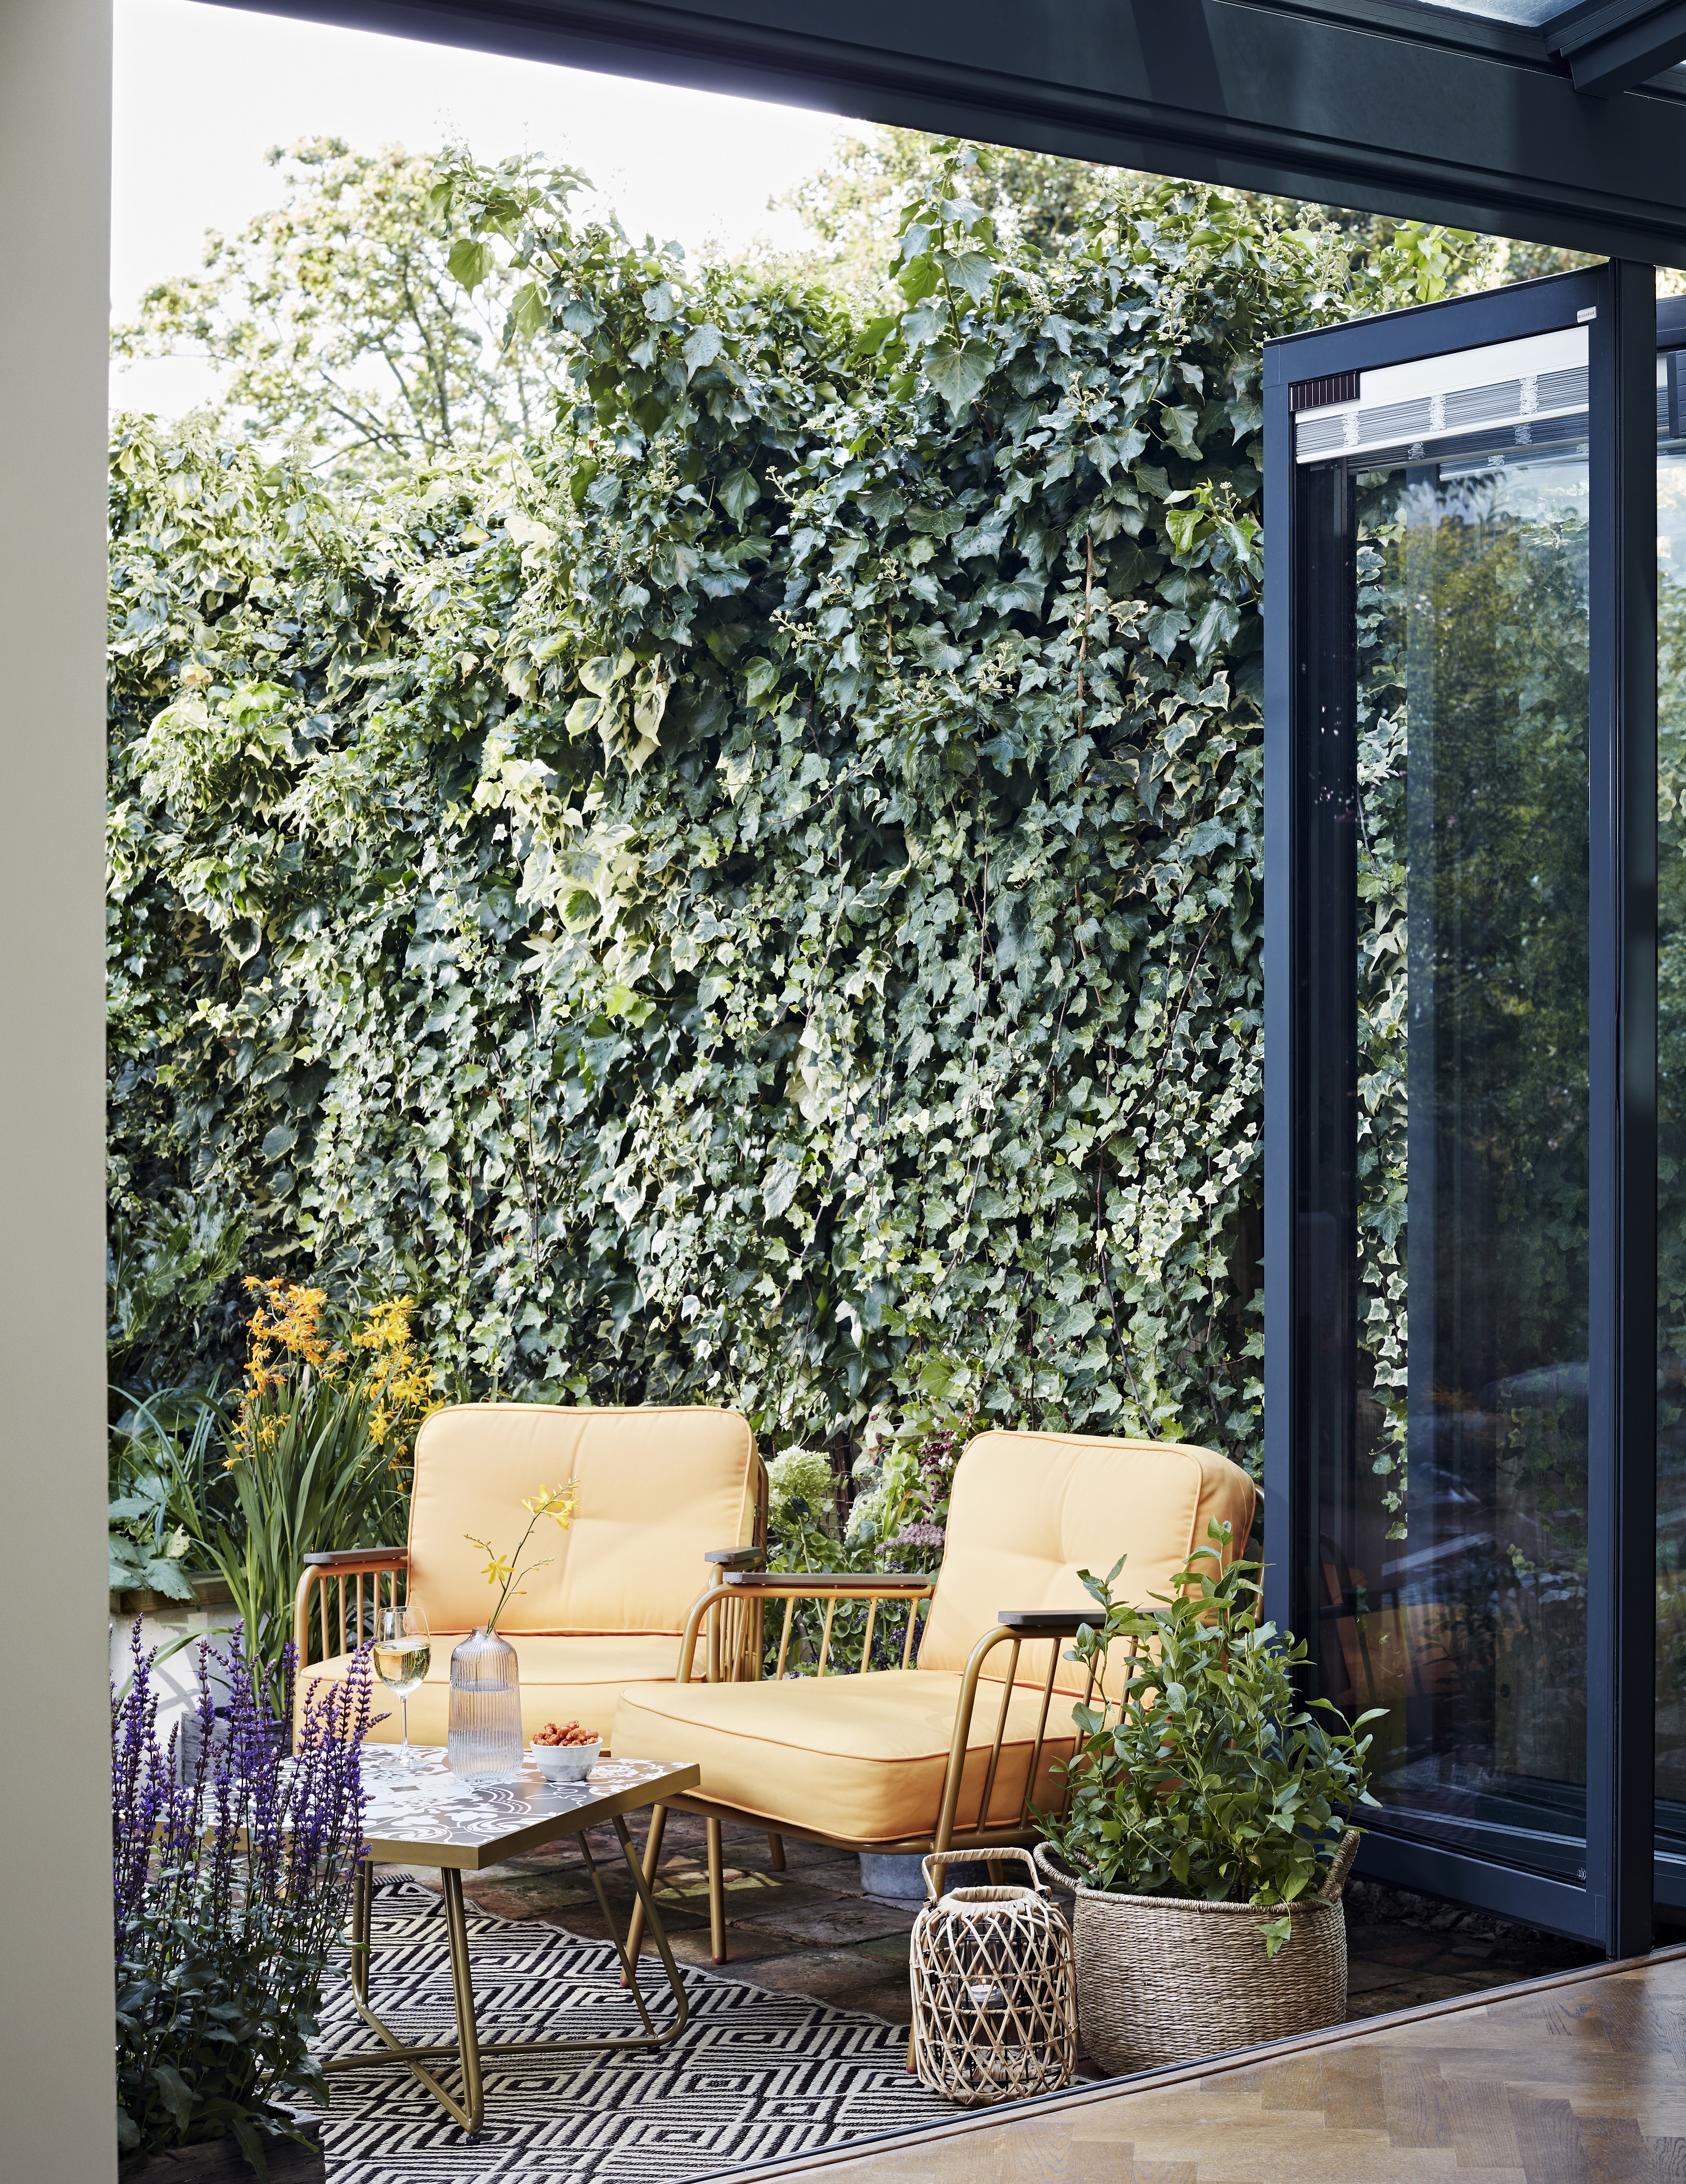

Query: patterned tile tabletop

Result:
[358,1748,699,1868]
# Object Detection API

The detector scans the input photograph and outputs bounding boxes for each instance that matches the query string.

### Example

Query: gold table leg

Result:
[324,1818,691,2135]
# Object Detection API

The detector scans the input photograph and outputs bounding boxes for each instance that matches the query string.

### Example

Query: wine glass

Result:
[373,1602,431,1767]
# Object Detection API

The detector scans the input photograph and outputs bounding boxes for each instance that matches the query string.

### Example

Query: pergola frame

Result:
[214,0,1686,264]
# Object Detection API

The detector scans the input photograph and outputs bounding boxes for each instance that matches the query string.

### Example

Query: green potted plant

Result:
[1035,1520,1383,2073]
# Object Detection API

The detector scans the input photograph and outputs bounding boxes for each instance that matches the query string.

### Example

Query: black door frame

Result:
[1262,264,1659,1955]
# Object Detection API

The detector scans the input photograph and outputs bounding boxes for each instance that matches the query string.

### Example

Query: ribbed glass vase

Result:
[446,1626,523,1780]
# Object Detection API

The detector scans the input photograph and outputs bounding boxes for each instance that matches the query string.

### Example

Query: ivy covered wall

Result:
[107,153,1456,1481]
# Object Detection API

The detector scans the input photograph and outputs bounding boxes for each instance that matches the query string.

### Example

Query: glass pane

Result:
[1657,363,1686,1872]
[1385,1,1569,21]
[1330,427,1592,1880]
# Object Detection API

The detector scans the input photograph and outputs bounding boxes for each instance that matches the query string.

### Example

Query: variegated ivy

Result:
[108,146,1465,1488]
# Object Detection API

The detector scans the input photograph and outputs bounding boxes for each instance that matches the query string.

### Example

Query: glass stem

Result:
[402,1696,409,1762]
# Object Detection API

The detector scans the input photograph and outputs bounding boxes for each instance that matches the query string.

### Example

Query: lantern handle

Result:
[921,1845,1043,1900]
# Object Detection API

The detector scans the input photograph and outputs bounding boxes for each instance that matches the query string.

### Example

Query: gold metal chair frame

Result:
[295,1545,411,1670]
[326,1808,690,2137]
[623,1571,1099,1967]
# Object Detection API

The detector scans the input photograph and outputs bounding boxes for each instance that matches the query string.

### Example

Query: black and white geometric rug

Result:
[311,1883,952,2181]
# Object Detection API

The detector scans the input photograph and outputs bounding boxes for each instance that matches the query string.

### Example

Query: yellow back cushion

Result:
[407,1404,760,1634]
[915,1430,1256,1693]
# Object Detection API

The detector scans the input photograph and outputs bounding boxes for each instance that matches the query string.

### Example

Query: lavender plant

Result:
[112,1624,371,2177]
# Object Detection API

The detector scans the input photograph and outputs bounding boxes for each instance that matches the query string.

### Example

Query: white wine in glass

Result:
[373,1603,431,1766]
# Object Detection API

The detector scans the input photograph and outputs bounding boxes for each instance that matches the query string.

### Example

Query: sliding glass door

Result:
[1265,266,1657,1952]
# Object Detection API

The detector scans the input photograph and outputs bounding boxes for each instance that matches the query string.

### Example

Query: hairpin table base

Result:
[320,1752,700,2135]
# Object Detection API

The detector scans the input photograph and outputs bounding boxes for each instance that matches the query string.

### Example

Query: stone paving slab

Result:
[726,1893,922,1947]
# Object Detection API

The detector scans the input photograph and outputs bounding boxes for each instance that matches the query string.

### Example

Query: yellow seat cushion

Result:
[611,1670,1080,1845]
[301,1632,684,1747]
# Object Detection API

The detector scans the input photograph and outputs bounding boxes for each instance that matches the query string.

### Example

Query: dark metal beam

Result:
[1546,0,1686,98]
[201,0,1686,266]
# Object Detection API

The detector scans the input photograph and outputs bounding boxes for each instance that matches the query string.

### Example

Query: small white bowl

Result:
[531,1739,601,1783]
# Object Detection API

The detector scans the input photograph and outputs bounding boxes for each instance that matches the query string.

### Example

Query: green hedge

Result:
[107,151,1455,1477]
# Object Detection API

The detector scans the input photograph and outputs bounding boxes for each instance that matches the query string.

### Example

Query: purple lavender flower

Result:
[112,1621,372,2175]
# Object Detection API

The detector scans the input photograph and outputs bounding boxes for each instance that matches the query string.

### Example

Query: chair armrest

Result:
[302,1548,409,1571]
[294,1550,408,1678]
[996,1609,1090,1636]
[704,1547,765,1569]
[722,1571,934,1593]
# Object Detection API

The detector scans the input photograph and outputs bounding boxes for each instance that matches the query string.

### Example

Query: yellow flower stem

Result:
[486,1507,544,1633]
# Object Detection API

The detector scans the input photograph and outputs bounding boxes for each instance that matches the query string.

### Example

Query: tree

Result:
[111,139,577,479]
[767,126,1497,315]
[772,126,1135,303]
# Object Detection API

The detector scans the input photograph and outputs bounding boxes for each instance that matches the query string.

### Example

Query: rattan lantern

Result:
[908,1848,1077,2105]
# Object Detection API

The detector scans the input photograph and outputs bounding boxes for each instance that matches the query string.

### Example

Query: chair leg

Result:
[766,1831,786,1872]
[621,1801,668,1984]
[706,1814,727,1963]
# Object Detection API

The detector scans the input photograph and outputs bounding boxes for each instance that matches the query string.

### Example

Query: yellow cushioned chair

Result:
[293,1403,767,1747]
[613,1427,1255,1962]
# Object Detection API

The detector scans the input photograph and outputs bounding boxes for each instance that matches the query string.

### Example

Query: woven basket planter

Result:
[909,1848,1077,2105]
[1034,1832,1359,2075]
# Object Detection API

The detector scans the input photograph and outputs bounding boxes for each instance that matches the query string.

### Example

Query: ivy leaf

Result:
[579,652,634,698]
[1164,504,1204,556]
[924,339,995,414]
[934,249,994,301]
[682,322,724,376]
[895,254,940,304]
[762,1160,802,1220]
[1160,404,1204,460]
[719,468,760,521]
[854,314,900,359]
[742,658,779,707]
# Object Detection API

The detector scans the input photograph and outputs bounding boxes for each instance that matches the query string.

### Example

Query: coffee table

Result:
[322,1747,701,2133]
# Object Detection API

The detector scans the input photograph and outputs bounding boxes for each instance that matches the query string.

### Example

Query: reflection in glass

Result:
[1657,389,1686,1865]
[1331,433,1592,1879]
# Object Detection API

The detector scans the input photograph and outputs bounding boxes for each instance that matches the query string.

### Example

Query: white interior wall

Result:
[0,1,118,2175]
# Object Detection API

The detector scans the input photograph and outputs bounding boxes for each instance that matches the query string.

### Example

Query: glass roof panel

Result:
[1377,1,1563,22]
[1423,1,1562,21]
[1369,0,1686,77]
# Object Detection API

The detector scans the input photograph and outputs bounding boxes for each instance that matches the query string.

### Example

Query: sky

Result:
[111,0,850,416]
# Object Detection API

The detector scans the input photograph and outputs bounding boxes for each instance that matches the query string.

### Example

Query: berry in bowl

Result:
[530,1720,601,1782]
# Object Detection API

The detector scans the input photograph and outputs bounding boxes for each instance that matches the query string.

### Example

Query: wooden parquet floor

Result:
[751,1947,1686,2183]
